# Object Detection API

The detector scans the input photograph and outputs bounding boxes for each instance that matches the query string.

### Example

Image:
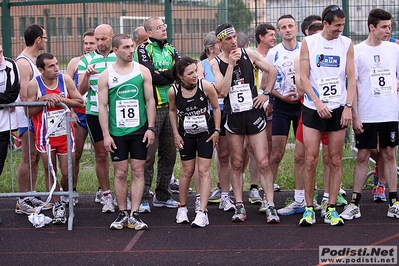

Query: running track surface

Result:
[0,190,398,266]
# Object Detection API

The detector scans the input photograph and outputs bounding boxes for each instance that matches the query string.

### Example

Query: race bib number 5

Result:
[116,100,139,128]
[229,84,253,113]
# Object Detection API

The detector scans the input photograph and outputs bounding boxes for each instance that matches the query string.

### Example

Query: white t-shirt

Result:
[355,40,399,123]
[303,32,351,110]
[265,42,301,96]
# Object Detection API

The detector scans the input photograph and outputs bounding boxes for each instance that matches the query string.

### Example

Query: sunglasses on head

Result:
[322,6,342,21]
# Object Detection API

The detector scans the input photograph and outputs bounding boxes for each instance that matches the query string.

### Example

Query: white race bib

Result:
[183,115,208,134]
[228,84,253,113]
[370,68,393,97]
[116,99,140,128]
[47,109,67,137]
[317,76,341,103]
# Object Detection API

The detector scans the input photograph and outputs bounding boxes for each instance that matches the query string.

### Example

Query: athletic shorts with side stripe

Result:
[355,122,399,149]
[302,105,346,132]
[110,132,148,161]
[224,108,266,135]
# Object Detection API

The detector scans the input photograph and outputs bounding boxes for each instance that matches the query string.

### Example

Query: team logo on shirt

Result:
[374,55,380,63]
[117,84,139,99]
[316,54,340,68]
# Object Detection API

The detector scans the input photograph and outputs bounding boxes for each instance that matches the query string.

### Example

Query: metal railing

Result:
[0,101,77,230]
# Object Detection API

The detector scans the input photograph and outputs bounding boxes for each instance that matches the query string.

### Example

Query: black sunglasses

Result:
[322,6,341,21]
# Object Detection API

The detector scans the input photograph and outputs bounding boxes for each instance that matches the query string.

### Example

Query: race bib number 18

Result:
[116,100,140,128]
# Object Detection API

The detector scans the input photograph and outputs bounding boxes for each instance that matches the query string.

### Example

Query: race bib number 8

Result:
[116,100,139,128]
[317,76,341,103]
[183,115,208,134]
[229,84,253,113]
[370,68,393,97]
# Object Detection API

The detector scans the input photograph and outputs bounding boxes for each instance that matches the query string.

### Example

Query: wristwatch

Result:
[345,103,353,109]
[214,128,222,133]
[148,127,156,132]
[263,90,270,96]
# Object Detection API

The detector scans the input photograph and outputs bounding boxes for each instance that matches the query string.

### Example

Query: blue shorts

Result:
[18,121,34,136]
[76,112,87,129]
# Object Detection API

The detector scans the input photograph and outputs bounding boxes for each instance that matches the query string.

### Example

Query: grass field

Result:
[0,136,378,194]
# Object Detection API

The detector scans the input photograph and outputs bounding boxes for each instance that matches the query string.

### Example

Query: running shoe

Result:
[208,187,221,203]
[152,194,179,208]
[313,191,322,211]
[169,177,192,194]
[231,205,247,222]
[266,205,280,223]
[320,199,328,217]
[139,201,151,213]
[176,206,189,224]
[340,203,361,220]
[52,204,67,225]
[128,212,148,230]
[15,198,37,215]
[95,188,104,203]
[277,198,305,215]
[387,201,399,218]
[336,193,348,206]
[219,196,235,211]
[259,199,267,213]
[249,188,263,204]
[324,207,344,226]
[30,197,53,210]
[191,211,209,228]
[195,196,200,213]
[102,195,116,213]
[110,211,128,230]
[372,183,387,202]
[299,207,316,226]
[274,183,280,192]
[339,182,347,196]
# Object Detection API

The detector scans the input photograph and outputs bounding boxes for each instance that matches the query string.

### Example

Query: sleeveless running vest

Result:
[173,78,213,135]
[107,63,147,137]
[216,48,256,115]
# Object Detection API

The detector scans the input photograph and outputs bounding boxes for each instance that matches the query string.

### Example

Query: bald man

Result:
[78,24,117,213]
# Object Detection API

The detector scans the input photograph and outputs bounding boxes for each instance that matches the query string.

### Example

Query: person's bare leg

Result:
[197,157,212,211]
[270,135,288,183]
[93,140,110,191]
[17,131,40,192]
[226,132,245,203]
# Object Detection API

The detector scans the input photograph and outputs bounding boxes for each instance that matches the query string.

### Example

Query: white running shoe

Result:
[102,195,116,213]
[219,196,235,212]
[191,211,209,228]
[340,204,361,220]
[176,206,189,224]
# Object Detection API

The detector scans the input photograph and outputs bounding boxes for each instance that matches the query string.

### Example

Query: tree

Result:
[216,0,253,32]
